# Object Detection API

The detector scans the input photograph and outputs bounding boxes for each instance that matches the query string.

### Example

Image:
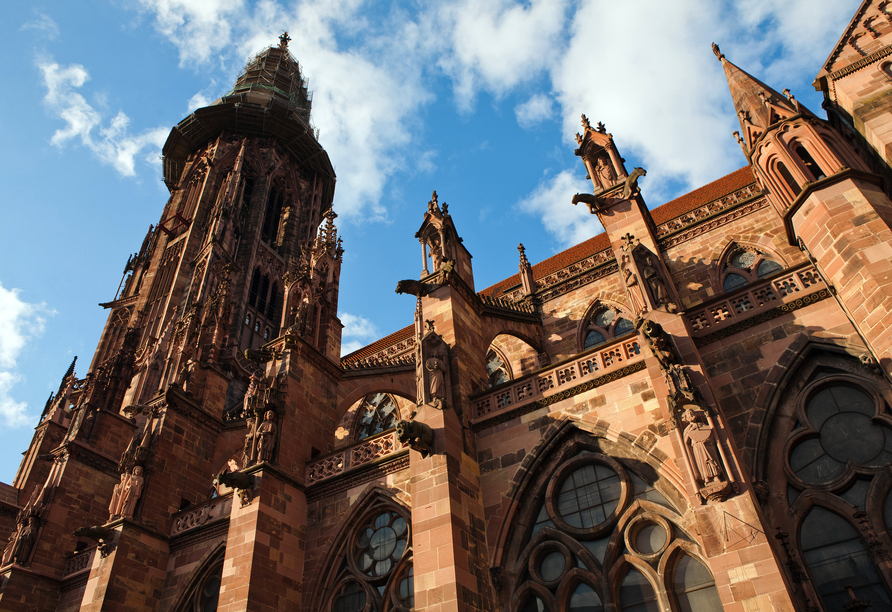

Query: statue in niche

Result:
[256,411,277,463]
[118,467,144,519]
[243,374,259,416]
[2,489,45,565]
[641,255,670,308]
[426,356,445,410]
[242,413,257,469]
[595,154,616,189]
[682,408,723,485]
[108,472,127,520]
[620,253,646,316]
[429,235,443,271]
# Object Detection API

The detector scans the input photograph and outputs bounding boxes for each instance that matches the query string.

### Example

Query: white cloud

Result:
[38,60,169,178]
[516,170,603,248]
[21,12,60,39]
[437,0,570,111]
[515,94,554,129]
[187,91,213,112]
[135,0,247,65]
[340,313,379,356]
[0,284,51,428]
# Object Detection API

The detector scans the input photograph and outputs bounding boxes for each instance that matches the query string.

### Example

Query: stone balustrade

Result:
[306,430,405,485]
[685,264,824,337]
[63,547,95,578]
[170,494,233,538]
[471,335,642,421]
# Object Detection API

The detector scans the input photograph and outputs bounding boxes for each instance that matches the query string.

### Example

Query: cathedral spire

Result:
[713,43,802,150]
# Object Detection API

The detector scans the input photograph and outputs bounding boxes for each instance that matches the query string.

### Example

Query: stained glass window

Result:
[618,569,659,612]
[355,510,408,577]
[556,463,621,529]
[486,349,511,388]
[356,394,400,441]
[672,555,722,612]
[721,247,784,293]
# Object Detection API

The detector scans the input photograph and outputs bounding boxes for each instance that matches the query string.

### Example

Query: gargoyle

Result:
[571,193,607,214]
[395,279,438,297]
[214,468,253,491]
[73,525,115,557]
[244,348,274,364]
[621,167,647,199]
[397,419,434,458]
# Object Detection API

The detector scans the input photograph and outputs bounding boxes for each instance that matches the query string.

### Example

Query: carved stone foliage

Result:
[171,495,233,537]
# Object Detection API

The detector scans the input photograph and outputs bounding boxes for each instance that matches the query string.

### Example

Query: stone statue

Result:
[397,419,435,458]
[243,374,259,416]
[242,414,257,469]
[8,517,37,565]
[119,466,144,519]
[426,356,445,409]
[682,409,723,485]
[595,155,615,188]
[256,411,277,463]
[621,253,646,316]
[639,319,676,370]
[108,472,128,520]
[641,255,670,308]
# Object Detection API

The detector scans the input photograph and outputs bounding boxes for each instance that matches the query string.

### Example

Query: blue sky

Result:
[0,0,858,483]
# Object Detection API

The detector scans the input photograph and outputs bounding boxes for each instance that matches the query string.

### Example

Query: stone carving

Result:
[621,167,647,199]
[572,167,646,213]
[620,252,646,316]
[256,410,277,463]
[2,487,47,566]
[109,466,144,520]
[395,279,438,298]
[214,468,253,507]
[72,525,115,558]
[639,253,676,312]
[397,419,434,458]
[638,319,677,370]
[680,407,733,503]
[426,357,446,410]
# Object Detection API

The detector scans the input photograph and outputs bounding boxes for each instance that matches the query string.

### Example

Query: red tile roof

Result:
[345,166,757,358]
[341,323,414,363]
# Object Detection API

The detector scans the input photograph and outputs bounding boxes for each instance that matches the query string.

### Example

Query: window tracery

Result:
[355,394,400,441]
[173,551,223,612]
[486,348,511,388]
[505,446,721,612]
[721,246,783,293]
[325,505,414,612]
[582,304,635,351]
[764,365,892,612]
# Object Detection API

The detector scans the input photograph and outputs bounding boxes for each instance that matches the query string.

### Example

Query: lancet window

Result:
[582,305,635,351]
[504,440,722,612]
[775,374,892,610]
[173,550,224,612]
[246,267,283,346]
[355,394,401,441]
[720,246,783,293]
[324,504,414,612]
[793,143,826,181]
[262,186,285,244]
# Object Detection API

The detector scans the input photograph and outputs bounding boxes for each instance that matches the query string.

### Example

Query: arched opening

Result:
[794,144,826,180]
[580,302,635,351]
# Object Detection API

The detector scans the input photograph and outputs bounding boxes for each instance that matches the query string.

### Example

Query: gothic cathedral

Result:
[4,4,892,612]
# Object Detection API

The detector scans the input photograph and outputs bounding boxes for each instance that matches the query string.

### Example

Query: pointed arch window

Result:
[582,305,635,351]
[322,504,413,612]
[770,368,892,612]
[794,144,826,181]
[172,550,224,612]
[355,394,400,441]
[721,247,783,293]
[486,348,511,388]
[262,187,284,244]
[500,445,719,612]
[777,161,801,196]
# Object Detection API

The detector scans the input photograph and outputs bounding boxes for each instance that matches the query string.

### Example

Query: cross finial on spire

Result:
[279,31,291,49]
[712,42,724,61]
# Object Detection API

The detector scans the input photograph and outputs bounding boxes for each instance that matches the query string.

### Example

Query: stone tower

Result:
[0,35,343,611]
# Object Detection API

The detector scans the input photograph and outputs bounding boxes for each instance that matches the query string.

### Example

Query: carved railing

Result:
[307,430,406,485]
[471,335,642,421]
[342,353,416,371]
[63,547,95,578]
[341,336,416,368]
[655,182,762,238]
[685,264,825,337]
[170,494,233,537]
[479,294,536,314]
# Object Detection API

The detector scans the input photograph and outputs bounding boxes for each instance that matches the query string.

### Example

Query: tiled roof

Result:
[652,166,755,225]
[341,324,414,363]
[345,166,757,356]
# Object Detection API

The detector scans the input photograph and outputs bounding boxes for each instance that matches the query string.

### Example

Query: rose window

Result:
[355,510,408,577]
[356,394,400,441]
